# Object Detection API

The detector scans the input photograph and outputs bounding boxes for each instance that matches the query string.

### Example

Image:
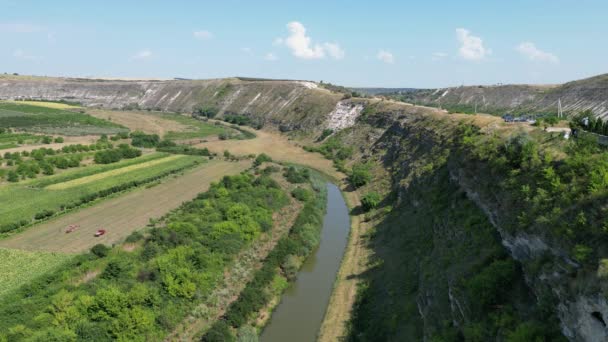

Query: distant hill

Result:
[350,87,419,96]
[399,74,608,117]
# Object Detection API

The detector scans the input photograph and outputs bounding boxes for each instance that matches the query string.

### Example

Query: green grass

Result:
[0,102,127,136]
[0,143,18,150]
[0,248,71,298]
[159,113,227,140]
[0,153,202,230]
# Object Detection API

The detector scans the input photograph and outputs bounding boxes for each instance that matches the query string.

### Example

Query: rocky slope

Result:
[0,75,341,133]
[392,73,608,118]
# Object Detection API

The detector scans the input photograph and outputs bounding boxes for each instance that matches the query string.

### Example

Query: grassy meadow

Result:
[159,113,227,140]
[0,248,71,298]
[0,101,127,135]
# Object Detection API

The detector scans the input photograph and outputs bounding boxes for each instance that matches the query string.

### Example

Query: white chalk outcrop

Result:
[327,100,364,130]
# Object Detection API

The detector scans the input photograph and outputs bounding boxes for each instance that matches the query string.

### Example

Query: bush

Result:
[203,321,235,342]
[361,192,381,211]
[193,106,219,118]
[91,244,110,258]
[253,153,272,167]
[34,209,54,220]
[53,137,64,143]
[284,166,310,183]
[125,231,144,243]
[93,146,141,164]
[7,170,19,182]
[236,325,258,342]
[350,162,372,188]
[130,132,160,148]
[291,187,312,202]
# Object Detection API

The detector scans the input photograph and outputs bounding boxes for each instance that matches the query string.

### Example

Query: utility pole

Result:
[558,98,563,119]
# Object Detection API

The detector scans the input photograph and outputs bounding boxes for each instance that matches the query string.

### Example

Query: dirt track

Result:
[0,160,249,253]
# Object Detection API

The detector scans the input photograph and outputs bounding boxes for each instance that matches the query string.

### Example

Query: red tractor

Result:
[94,229,106,237]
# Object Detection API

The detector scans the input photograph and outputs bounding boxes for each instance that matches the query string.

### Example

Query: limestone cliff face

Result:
[0,75,341,132]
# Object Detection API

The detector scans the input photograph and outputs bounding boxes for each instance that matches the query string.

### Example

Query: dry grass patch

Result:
[88,109,190,137]
[1,100,81,110]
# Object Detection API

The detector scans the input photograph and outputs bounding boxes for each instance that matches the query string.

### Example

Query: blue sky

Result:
[1,0,606,88]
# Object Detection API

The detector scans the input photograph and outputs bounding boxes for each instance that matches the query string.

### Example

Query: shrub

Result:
[253,153,272,167]
[125,231,144,243]
[53,137,64,143]
[34,209,55,220]
[130,132,160,148]
[203,321,235,342]
[193,106,219,118]
[361,192,381,211]
[291,187,312,202]
[284,166,310,183]
[7,170,19,182]
[91,244,110,258]
[350,162,372,188]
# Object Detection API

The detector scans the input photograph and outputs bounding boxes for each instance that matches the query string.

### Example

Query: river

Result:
[261,183,350,342]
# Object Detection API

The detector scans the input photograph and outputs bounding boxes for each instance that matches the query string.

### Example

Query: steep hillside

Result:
[305,100,608,341]
[391,74,608,118]
[0,75,341,133]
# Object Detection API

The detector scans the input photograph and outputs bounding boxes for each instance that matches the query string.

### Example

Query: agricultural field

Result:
[0,153,201,233]
[0,132,45,149]
[0,248,71,298]
[0,101,127,135]
[0,160,250,253]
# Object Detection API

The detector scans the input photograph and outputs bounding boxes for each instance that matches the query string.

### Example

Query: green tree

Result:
[349,163,372,188]
[7,170,19,182]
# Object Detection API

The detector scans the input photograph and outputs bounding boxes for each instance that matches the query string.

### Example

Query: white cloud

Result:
[516,42,559,64]
[193,30,213,40]
[324,42,345,60]
[432,52,448,60]
[376,50,394,64]
[131,49,152,60]
[273,37,283,46]
[282,21,344,60]
[264,53,278,61]
[13,49,42,61]
[456,28,490,61]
